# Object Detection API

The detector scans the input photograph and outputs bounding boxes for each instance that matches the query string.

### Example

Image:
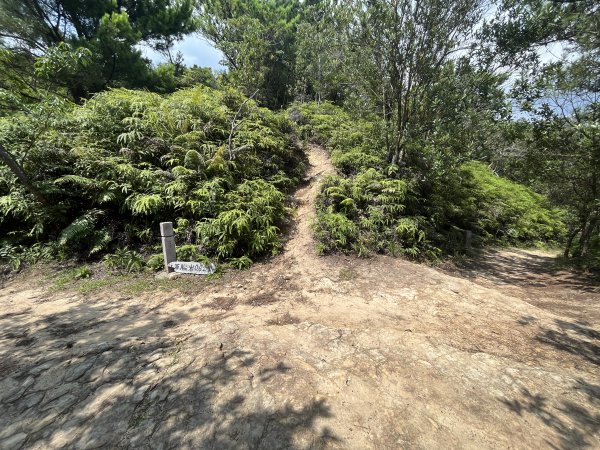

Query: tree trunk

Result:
[0,144,49,205]
[578,215,598,257]
[563,227,580,258]
[394,96,403,165]
[68,83,89,104]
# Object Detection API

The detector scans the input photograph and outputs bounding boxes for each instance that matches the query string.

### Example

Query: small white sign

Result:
[168,261,216,275]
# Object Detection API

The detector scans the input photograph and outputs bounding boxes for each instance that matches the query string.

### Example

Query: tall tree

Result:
[346,0,489,166]
[0,0,196,99]
[197,0,301,108]
[487,0,600,259]
[294,1,349,104]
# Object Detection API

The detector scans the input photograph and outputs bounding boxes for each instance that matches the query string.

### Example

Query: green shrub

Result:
[146,253,164,271]
[579,235,600,272]
[314,170,428,256]
[296,101,566,258]
[74,265,93,279]
[0,243,58,271]
[0,86,304,266]
[103,248,145,273]
[196,179,286,258]
[288,102,387,175]
[313,211,359,254]
[227,255,253,270]
[289,101,351,144]
[454,162,566,246]
[331,148,383,175]
[176,244,207,262]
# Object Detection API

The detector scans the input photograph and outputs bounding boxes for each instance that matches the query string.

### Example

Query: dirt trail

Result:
[1,145,599,450]
[284,144,335,264]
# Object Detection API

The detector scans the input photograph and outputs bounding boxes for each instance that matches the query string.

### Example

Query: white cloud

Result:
[139,35,226,70]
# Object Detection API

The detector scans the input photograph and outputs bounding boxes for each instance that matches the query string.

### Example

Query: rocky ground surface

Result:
[1,145,599,449]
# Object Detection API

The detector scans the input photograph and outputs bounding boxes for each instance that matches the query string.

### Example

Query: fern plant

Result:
[299,100,566,258]
[0,86,304,268]
[58,209,104,249]
[103,248,145,273]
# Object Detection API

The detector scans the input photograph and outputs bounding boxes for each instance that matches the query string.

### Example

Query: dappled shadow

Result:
[536,319,600,366]
[452,249,599,292]
[516,315,538,326]
[554,320,600,340]
[448,249,600,321]
[123,347,336,449]
[198,398,339,449]
[0,300,193,447]
[0,294,338,448]
[500,386,600,449]
[506,317,600,448]
[259,361,292,383]
[573,379,600,407]
[0,308,32,320]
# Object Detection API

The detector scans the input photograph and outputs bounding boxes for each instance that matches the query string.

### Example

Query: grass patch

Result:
[338,267,357,281]
[44,260,224,297]
[49,266,92,291]
[78,276,129,295]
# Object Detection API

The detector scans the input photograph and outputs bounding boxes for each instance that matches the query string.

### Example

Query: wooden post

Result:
[160,222,177,272]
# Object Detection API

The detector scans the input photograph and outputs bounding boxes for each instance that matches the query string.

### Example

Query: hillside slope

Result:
[0,145,598,449]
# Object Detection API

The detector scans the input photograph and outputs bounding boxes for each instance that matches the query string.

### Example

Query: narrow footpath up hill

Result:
[0,145,599,449]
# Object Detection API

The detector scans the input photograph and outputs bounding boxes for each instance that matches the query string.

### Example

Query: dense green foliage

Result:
[291,102,387,175]
[0,86,304,267]
[314,170,421,257]
[481,0,600,269]
[198,0,302,108]
[0,0,208,107]
[293,103,566,258]
[0,0,597,272]
[451,162,566,246]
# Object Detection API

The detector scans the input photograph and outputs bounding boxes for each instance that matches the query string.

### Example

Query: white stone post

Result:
[160,222,177,272]
[465,230,473,249]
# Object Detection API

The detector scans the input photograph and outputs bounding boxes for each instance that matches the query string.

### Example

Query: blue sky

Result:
[140,35,225,70]
[147,30,566,74]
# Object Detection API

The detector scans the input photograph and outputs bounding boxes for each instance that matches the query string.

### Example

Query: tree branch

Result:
[227,89,259,160]
[0,144,49,205]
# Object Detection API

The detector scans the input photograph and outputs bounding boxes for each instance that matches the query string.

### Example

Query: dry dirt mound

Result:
[0,145,599,449]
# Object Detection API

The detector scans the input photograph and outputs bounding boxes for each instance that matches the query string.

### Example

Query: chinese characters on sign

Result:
[167,261,216,275]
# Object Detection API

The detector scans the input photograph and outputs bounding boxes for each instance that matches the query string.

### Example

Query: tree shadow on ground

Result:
[0,297,338,449]
[500,385,600,450]
[503,317,600,449]
[535,318,600,366]
[452,249,599,292]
